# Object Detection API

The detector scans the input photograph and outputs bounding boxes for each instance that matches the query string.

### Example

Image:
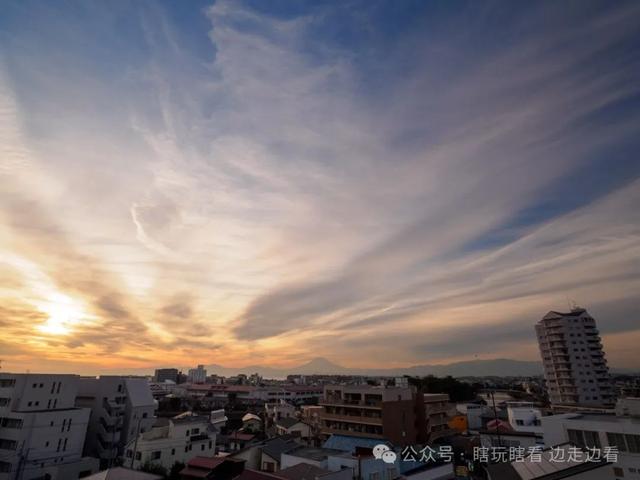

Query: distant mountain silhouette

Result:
[201,356,544,378]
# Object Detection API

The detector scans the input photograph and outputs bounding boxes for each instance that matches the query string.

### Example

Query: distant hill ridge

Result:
[200,356,544,378]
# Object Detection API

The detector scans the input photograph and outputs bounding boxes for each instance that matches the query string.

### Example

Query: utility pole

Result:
[490,391,502,448]
[130,417,143,469]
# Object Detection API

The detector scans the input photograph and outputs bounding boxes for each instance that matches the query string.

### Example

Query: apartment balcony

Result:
[320,412,383,426]
[425,405,449,415]
[102,398,125,417]
[319,399,382,409]
[320,426,384,439]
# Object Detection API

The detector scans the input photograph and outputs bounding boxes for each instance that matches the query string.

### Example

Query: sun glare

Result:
[37,293,87,335]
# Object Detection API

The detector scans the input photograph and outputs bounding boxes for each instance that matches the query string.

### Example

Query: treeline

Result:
[406,375,479,402]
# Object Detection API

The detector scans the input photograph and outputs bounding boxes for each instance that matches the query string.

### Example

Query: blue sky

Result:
[1,0,639,372]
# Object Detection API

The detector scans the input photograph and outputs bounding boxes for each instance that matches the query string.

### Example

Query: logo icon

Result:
[373,444,397,464]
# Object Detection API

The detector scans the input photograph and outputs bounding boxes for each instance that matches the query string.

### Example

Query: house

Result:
[123,412,216,472]
[275,417,312,439]
[259,437,301,472]
[280,446,347,470]
[242,413,263,433]
[179,456,245,480]
[222,431,258,452]
[82,467,164,479]
[277,463,344,480]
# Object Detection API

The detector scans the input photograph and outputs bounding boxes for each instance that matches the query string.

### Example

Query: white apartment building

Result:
[187,366,207,384]
[265,400,296,423]
[506,401,543,434]
[0,373,99,480]
[124,412,216,472]
[76,376,156,469]
[535,308,615,407]
[542,399,640,480]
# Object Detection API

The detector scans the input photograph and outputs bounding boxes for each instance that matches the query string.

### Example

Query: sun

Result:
[36,293,87,335]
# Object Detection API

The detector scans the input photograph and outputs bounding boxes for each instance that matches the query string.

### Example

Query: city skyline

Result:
[1,0,640,374]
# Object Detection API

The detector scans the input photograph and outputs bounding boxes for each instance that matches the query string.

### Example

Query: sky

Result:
[1,0,639,374]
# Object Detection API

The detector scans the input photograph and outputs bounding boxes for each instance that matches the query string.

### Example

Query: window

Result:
[613,466,624,477]
[192,428,199,434]
[0,418,23,429]
[47,399,51,409]
[135,452,141,461]
[45,441,49,447]
[53,399,57,409]
[151,451,161,460]
[568,429,601,449]
[67,419,72,431]
[184,446,188,453]
[201,444,205,451]
[33,383,37,388]
[62,420,66,432]
[63,438,68,452]
[0,461,11,473]
[39,383,44,388]
[56,383,61,394]
[516,420,524,426]
[126,450,132,458]
[626,434,640,454]
[51,382,56,394]
[0,439,18,451]
[208,441,212,449]
[186,429,190,436]
[56,439,61,452]
[142,412,148,418]
[0,398,10,407]
[171,448,175,455]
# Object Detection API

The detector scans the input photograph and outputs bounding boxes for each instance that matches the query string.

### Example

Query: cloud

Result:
[0,0,639,372]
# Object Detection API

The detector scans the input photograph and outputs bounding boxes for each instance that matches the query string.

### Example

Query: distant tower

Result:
[535,307,615,408]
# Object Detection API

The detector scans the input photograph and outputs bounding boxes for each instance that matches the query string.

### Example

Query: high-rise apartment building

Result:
[75,376,156,469]
[0,373,99,480]
[535,308,615,408]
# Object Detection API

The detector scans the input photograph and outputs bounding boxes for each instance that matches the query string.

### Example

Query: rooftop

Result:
[487,444,609,480]
[278,463,332,480]
[82,467,163,480]
[285,446,346,462]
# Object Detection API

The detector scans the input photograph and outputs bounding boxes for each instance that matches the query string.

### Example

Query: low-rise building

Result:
[424,393,453,441]
[124,412,216,472]
[154,369,179,384]
[506,401,543,434]
[486,444,610,480]
[542,406,640,479]
[187,366,207,384]
[265,401,296,423]
[319,385,427,445]
[0,373,99,480]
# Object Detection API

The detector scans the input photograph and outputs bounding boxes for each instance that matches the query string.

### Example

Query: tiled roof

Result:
[277,463,331,480]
